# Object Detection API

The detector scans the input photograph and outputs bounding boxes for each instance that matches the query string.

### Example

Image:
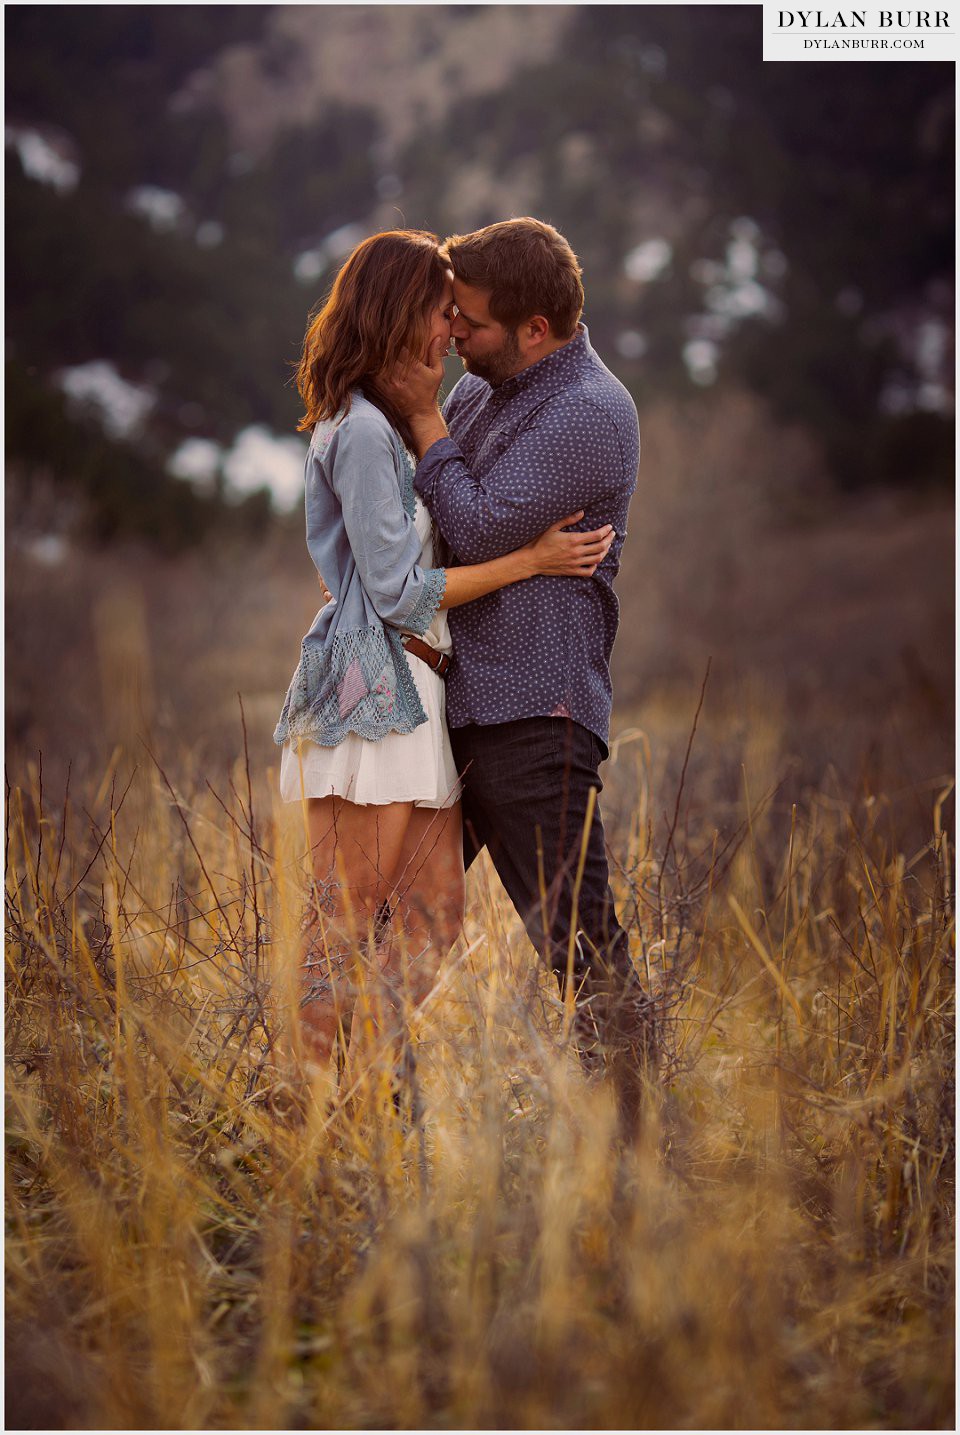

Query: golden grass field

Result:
[5,449,955,1428]
[5,694,954,1429]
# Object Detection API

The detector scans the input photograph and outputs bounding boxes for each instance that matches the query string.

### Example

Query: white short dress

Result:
[279,499,461,810]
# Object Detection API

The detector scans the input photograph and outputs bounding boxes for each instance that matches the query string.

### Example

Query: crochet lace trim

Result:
[403,566,447,637]
[273,626,427,747]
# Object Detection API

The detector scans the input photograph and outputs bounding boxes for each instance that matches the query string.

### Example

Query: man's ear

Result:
[523,314,551,349]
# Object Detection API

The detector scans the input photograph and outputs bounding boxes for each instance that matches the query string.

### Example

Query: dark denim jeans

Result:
[450,717,634,999]
[451,717,656,1127]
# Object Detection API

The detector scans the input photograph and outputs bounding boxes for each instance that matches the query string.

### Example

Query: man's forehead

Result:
[452,279,493,321]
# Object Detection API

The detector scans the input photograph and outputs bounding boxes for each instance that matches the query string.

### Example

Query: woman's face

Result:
[423,274,455,365]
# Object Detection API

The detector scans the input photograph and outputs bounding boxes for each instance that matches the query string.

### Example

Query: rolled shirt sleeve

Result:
[414,395,626,564]
[324,410,446,636]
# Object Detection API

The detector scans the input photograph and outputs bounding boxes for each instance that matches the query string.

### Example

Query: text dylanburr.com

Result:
[763,6,958,59]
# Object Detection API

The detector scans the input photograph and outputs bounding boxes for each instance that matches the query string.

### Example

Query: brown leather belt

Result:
[402,634,451,678]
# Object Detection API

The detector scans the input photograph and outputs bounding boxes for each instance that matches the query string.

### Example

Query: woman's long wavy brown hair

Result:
[296,229,449,447]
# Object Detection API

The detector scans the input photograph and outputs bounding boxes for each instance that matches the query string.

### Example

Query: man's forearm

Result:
[409,408,449,461]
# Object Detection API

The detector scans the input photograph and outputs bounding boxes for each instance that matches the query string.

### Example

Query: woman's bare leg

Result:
[300,794,413,1069]
[384,801,465,1012]
[298,794,464,1112]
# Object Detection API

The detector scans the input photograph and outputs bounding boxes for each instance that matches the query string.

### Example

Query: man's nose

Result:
[450,315,469,339]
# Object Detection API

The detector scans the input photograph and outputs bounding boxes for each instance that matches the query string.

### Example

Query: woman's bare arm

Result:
[437,512,612,609]
[317,512,612,608]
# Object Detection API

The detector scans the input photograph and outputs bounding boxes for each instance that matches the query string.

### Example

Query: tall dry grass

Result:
[5,697,954,1429]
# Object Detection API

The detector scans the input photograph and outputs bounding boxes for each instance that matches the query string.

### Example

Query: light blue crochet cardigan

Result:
[274,392,447,748]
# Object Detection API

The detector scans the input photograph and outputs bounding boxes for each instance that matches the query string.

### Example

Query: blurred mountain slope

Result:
[5,3,953,551]
[181,5,576,153]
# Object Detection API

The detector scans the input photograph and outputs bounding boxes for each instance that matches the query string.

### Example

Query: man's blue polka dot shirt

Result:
[413,325,640,755]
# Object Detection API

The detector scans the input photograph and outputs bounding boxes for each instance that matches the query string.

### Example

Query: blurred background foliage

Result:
[4,4,954,803]
[6,2,954,543]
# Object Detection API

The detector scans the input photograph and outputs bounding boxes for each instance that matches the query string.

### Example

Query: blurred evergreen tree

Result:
[6,8,385,548]
[400,7,952,489]
[5,0,953,535]
[568,7,954,487]
[5,360,281,549]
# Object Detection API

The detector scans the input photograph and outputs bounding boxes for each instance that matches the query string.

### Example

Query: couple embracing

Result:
[274,217,654,1127]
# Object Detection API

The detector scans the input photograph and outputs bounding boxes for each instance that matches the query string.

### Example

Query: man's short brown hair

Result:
[442,217,584,340]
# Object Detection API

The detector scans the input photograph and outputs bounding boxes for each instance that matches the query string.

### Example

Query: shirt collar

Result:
[489,323,591,403]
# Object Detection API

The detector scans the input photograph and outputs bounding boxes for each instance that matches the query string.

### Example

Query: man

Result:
[389,216,655,1126]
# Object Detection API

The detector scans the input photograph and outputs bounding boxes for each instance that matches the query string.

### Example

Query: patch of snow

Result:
[917,383,951,413]
[195,220,224,249]
[168,438,223,492]
[323,222,367,259]
[624,238,672,284]
[915,318,950,381]
[728,215,760,243]
[24,534,69,566]
[691,220,786,316]
[615,330,647,361]
[878,315,954,416]
[222,427,308,513]
[682,338,719,387]
[705,279,782,322]
[6,126,79,193]
[726,234,758,283]
[125,185,187,232]
[294,222,367,284]
[57,361,156,440]
[685,220,786,360]
[293,250,326,284]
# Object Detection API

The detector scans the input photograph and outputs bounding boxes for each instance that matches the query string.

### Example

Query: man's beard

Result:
[457,328,521,387]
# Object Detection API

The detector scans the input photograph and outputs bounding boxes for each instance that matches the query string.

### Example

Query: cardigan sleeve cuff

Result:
[401,566,447,636]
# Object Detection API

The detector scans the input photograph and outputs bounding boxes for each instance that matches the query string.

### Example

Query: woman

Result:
[274,230,613,1077]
